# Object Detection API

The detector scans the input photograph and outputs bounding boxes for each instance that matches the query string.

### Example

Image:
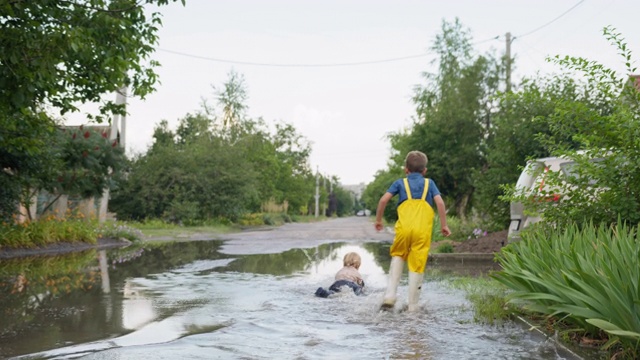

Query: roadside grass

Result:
[125,219,233,239]
[447,276,516,325]
[125,213,328,240]
[0,215,98,249]
[0,212,331,248]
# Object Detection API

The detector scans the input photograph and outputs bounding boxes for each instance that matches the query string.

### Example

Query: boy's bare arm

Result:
[375,192,393,231]
[434,195,451,236]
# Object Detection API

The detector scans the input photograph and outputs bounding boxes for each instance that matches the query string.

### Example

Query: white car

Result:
[509,152,607,242]
[508,156,572,242]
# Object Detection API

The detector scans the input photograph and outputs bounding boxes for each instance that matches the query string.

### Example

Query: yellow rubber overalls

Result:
[389,178,434,273]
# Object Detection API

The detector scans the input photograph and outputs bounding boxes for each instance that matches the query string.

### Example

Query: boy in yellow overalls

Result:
[374,151,451,311]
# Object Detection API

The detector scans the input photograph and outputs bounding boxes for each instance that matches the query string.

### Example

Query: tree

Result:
[362,167,404,222]
[473,75,582,227]
[0,0,184,220]
[390,18,503,218]
[0,0,184,118]
[506,27,640,227]
[215,70,248,129]
[111,73,316,221]
[333,186,355,217]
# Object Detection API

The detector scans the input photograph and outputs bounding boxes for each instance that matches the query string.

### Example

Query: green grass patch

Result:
[0,217,98,249]
[448,276,515,325]
[434,242,454,253]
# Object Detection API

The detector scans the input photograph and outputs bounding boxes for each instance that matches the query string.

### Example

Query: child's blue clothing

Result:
[387,172,441,210]
[315,280,364,298]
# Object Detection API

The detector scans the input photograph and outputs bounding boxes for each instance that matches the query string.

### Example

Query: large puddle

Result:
[0,240,582,359]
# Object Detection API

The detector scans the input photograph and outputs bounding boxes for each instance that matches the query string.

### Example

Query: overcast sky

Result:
[68,0,640,185]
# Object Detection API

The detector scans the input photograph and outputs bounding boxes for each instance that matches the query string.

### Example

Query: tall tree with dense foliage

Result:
[473,76,583,227]
[0,0,184,220]
[388,18,503,218]
[362,167,404,222]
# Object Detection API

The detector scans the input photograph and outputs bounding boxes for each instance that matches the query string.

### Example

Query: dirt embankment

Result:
[441,230,509,254]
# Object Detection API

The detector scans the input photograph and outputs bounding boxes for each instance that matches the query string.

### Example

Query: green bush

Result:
[238,213,265,226]
[493,221,640,356]
[164,200,200,226]
[435,243,454,253]
[262,214,274,225]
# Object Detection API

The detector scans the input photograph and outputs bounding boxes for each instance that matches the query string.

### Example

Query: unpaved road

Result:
[219,216,392,255]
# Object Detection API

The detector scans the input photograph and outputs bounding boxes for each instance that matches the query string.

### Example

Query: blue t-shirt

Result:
[387,172,441,210]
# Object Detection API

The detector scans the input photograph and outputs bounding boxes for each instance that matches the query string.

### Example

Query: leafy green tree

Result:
[0,114,60,220]
[111,72,316,222]
[0,0,184,220]
[333,186,355,217]
[506,27,640,227]
[474,76,582,227]
[111,113,260,222]
[0,0,183,118]
[272,122,313,213]
[362,167,404,222]
[389,19,503,218]
[212,70,248,129]
[149,120,176,151]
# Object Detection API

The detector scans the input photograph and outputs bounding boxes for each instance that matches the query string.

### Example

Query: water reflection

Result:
[0,240,578,360]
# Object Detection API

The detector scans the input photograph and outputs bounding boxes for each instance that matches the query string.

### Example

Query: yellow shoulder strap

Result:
[404,178,429,201]
[402,178,412,200]
[421,178,429,201]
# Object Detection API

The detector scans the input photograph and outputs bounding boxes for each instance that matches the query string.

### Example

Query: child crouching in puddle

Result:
[315,252,365,298]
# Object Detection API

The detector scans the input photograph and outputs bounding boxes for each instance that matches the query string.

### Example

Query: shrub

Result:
[262,214,274,225]
[493,221,640,355]
[238,213,264,226]
[435,243,454,253]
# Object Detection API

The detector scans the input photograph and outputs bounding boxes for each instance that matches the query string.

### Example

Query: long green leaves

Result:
[492,222,640,351]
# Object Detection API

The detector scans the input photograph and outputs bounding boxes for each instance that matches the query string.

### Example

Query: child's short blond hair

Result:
[343,252,362,269]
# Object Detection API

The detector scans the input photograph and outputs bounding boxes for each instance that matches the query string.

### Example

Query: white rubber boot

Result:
[381,256,404,309]
[407,271,424,312]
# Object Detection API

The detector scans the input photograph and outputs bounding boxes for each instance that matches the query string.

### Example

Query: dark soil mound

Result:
[432,230,509,254]
[452,230,508,254]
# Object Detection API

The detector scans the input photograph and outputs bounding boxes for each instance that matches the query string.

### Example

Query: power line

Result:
[515,0,586,39]
[156,1,585,69]
[158,48,431,67]
[157,36,500,68]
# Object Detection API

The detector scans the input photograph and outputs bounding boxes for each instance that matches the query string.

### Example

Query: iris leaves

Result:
[493,222,640,351]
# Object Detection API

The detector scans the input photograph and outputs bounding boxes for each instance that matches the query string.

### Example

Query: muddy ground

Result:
[439,229,509,254]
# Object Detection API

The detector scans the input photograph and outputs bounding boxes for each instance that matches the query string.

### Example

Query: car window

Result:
[560,159,601,186]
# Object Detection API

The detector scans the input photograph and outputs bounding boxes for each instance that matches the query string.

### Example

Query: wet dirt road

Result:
[1,217,586,360]
[218,216,391,255]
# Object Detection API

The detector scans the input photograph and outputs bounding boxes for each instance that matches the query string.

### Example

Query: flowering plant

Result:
[468,228,488,240]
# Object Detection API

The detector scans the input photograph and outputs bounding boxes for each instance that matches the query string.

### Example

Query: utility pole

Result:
[505,32,512,93]
[99,87,127,223]
[117,86,127,150]
[314,167,319,218]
